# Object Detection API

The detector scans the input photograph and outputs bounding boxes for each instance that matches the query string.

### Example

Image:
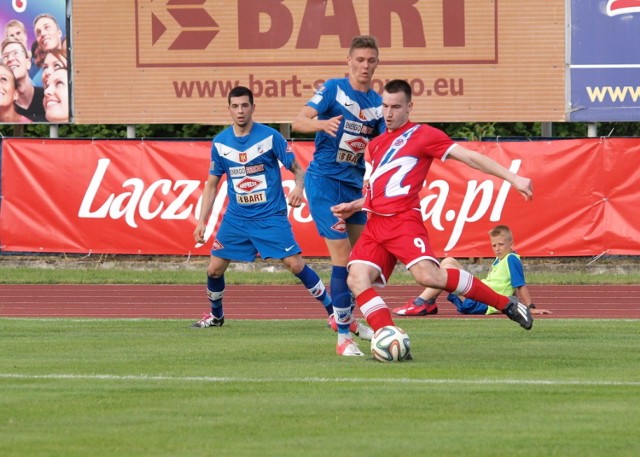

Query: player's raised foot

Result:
[191,312,224,328]
[502,297,533,330]
[392,298,438,316]
[336,339,365,357]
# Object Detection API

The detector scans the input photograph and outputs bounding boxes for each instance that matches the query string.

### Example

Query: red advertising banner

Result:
[2,137,640,258]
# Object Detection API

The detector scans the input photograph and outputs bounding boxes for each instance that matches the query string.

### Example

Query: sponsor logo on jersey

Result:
[245,164,265,174]
[361,125,375,135]
[344,120,363,134]
[236,191,267,204]
[346,137,367,153]
[331,219,347,233]
[337,149,360,165]
[229,166,246,177]
[237,176,261,192]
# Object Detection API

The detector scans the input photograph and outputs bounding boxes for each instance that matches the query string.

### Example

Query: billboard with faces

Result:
[0,0,69,124]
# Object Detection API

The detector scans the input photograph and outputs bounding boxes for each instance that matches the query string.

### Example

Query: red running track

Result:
[1,284,639,319]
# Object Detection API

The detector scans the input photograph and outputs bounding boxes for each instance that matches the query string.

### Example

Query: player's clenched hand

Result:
[322,115,343,137]
[513,175,533,201]
[332,197,364,219]
[287,186,304,208]
[193,223,206,244]
[331,202,355,220]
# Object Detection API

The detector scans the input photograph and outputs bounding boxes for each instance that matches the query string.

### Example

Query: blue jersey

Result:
[210,123,292,219]
[306,78,385,187]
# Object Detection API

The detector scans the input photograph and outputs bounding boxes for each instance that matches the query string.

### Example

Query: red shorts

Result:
[348,210,439,285]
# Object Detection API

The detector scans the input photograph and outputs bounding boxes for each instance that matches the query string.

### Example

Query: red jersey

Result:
[364,122,455,215]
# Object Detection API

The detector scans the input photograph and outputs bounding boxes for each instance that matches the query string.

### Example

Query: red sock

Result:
[355,287,395,331]
[444,268,510,310]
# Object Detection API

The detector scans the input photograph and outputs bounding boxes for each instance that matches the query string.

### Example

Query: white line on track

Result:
[1,373,639,387]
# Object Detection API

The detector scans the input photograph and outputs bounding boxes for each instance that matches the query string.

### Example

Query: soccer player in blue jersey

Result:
[292,35,385,356]
[192,86,334,328]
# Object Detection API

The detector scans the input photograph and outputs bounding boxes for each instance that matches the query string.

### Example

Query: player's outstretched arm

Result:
[448,145,533,201]
[292,106,343,137]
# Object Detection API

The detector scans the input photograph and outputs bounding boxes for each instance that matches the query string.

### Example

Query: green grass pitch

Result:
[1,318,639,456]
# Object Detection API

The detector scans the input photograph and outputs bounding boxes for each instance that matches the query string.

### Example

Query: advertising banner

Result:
[0,0,69,124]
[569,0,640,121]
[2,138,639,258]
[70,0,565,124]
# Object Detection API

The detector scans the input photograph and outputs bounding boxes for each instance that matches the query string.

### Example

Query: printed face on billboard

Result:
[0,0,69,124]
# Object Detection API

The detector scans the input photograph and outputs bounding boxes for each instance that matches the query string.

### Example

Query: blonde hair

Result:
[489,225,513,241]
[5,19,27,35]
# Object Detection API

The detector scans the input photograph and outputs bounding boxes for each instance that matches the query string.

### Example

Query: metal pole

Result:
[127,125,136,138]
[279,123,291,139]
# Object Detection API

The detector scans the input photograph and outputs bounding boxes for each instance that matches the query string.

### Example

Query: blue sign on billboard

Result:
[570,0,640,121]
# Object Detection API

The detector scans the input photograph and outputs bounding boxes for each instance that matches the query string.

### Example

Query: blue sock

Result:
[207,275,225,319]
[295,265,333,316]
[331,266,351,334]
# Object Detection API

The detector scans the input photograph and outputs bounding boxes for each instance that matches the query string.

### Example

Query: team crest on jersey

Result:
[331,220,347,233]
[393,137,407,148]
[239,152,248,163]
[237,176,261,192]
[212,239,224,250]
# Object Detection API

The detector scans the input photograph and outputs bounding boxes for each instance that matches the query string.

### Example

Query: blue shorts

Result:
[211,213,301,261]
[447,293,488,315]
[304,173,366,239]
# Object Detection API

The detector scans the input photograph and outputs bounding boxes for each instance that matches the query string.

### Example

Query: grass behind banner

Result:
[2,267,640,284]
[1,318,639,457]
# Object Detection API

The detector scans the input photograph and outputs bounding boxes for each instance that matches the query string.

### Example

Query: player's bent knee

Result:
[281,255,305,274]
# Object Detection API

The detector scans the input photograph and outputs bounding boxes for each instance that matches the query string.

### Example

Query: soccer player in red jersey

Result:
[331,79,535,333]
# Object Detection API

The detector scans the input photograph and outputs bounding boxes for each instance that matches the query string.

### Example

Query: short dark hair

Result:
[349,35,378,55]
[228,86,254,105]
[384,79,412,101]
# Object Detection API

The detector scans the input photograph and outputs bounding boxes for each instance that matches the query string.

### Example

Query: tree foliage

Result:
[1,121,638,140]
